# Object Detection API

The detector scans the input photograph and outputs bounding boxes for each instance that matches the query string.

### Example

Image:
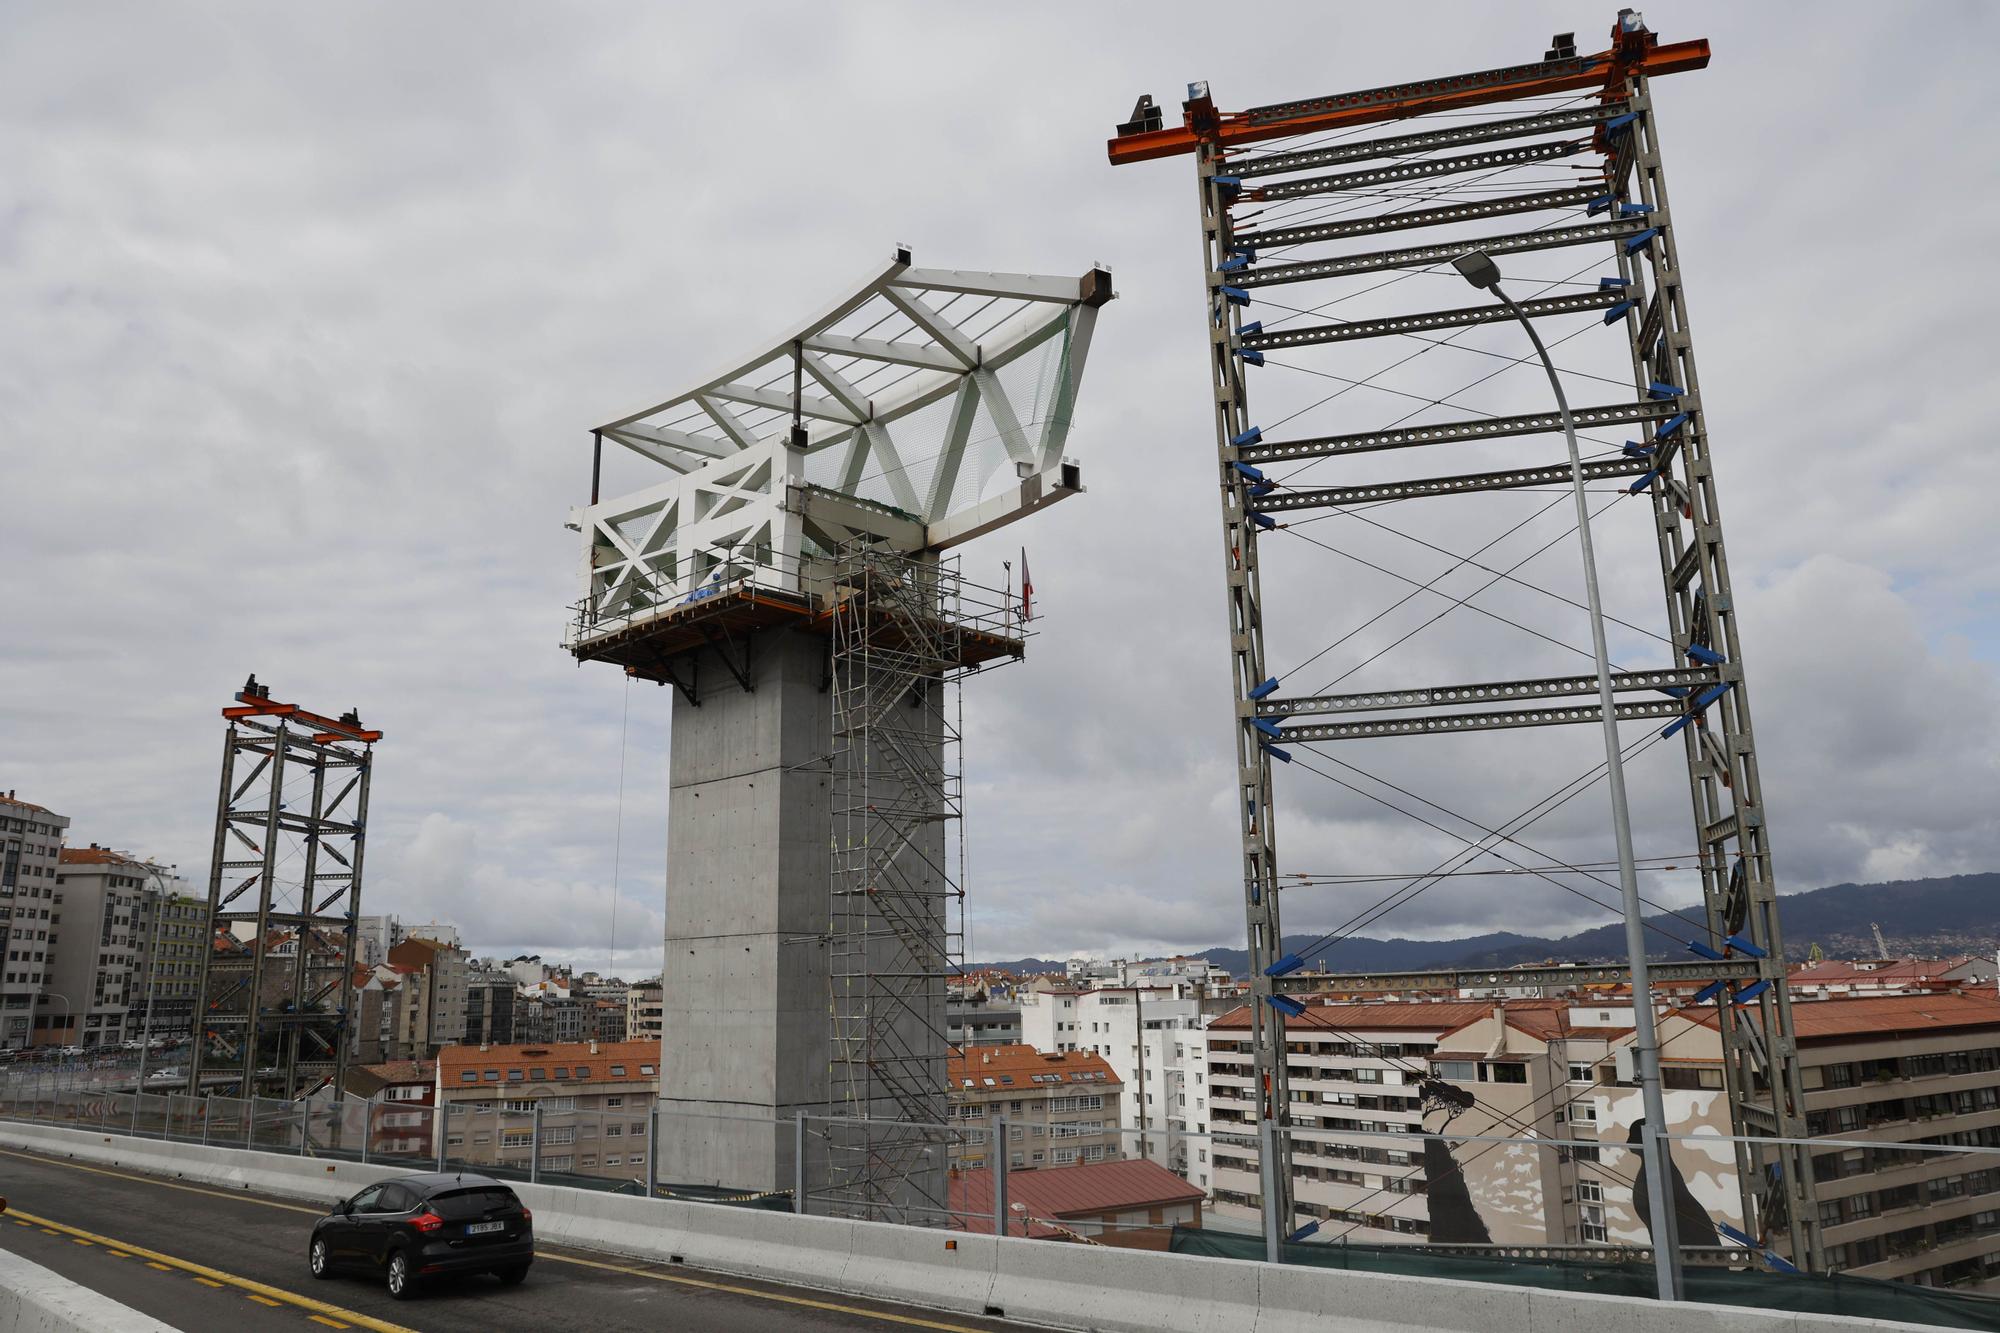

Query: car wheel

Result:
[497,1263,530,1286]
[386,1250,418,1300]
[309,1238,332,1280]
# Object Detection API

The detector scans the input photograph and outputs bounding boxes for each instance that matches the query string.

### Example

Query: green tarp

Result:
[1169,1227,2000,1331]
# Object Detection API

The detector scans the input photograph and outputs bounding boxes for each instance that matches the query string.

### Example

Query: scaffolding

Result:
[1110,14,1817,1268]
[821,542,991,1223]
[188,679,380,1100]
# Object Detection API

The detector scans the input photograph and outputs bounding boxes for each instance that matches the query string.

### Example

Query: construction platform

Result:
[569,565,1027,693]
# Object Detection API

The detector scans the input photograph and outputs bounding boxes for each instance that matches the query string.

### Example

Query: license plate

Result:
[466,1221,505,1235]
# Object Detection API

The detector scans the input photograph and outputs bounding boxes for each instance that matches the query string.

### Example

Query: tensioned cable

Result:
[1286,856,1701,885]
[1279,514,1643,676]
[1259,274,1615,461]
[1302,492,1633,697]
[1270,482,1672,650]
[1272,490,1572,686]
[1281,725,1705,956]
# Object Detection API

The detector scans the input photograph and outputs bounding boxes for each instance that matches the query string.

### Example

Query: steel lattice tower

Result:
[188,679,379,1100]
[1112,15,1819,1267]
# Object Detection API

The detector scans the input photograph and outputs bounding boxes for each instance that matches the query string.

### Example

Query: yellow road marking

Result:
[72,1236,93,1246]
[106,1249,131,1258]
[3,1150,1000,1333]
[310,1319,351,1330]
[248,1293,283,1306]
[1,1208,415,1333]
[540,1250,1002,1333]
[39,1227,59,1235]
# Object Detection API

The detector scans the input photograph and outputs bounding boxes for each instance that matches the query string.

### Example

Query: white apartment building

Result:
[1205,1000,1478,1240]
[354,915,405,967]
[0,791,70,1048]
[1019,986,1225,1176]
[49,846,153,1047]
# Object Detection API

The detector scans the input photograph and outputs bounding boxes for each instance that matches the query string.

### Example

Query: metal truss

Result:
[1114,14,1817,1267]
[188,681,379,1100]
[822,543,970,1224]
[570,250,1109,649]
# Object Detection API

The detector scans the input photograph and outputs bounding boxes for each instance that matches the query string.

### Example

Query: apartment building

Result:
[626,979,662,1044]
[1207,1001,1474,1239]
[354,915,405,967]
[1770,994,2000,1289]
[1020,986,1227,1175]
[0,791,70,1048]
[950,1044,1122,1171]
[48,846,150,1047]
[436,1040,660,1184]
[344,1059,437,1158]
[949,994,1022,1048]
[130,879,204,1040]
[1789,957,1997,1000]
[464,968,517,1047]
[385,935,469,1055]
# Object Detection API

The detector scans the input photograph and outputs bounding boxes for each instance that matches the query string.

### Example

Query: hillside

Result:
[969,872,2000,979]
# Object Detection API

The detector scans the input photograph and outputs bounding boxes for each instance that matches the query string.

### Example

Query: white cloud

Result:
[3,3,1995,969]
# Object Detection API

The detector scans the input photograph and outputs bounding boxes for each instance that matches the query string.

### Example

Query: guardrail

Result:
[0,1118,1912,1333]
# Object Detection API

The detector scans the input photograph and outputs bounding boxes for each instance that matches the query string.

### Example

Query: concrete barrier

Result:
[0,1246,175,1333]
[0,1122,1943,1333]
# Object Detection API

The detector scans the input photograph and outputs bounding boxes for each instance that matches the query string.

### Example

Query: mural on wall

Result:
[1600,1087,1743,1246]
[1416,1078,1743,1248]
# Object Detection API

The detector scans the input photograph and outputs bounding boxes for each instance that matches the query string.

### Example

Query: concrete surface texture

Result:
[656,630,834,1196]
[0,1121,1951,1333]
[0,1244,174,1333]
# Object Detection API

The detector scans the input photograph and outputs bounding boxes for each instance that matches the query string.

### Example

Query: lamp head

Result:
[1451,252,1502,290]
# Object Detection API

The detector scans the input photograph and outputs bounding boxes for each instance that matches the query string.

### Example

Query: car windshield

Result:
[428,1187,519,1220]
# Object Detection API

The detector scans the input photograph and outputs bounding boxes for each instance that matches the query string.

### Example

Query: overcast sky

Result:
[4,2,1994,976]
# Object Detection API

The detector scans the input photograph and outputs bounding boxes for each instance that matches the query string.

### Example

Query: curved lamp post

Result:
[1451,250,1683,1301]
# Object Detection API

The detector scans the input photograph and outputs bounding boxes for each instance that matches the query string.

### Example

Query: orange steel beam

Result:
[223,690,382,744]
[1107,36,1709,166]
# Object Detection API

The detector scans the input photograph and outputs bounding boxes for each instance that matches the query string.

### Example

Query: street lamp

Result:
[1452,250,1684,1301]
[134,862,179,1088]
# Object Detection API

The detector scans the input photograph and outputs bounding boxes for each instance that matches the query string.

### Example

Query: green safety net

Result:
[1168,1227,2000,1330]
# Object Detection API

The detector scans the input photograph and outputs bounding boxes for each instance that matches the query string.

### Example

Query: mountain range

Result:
[970,872,2000,980]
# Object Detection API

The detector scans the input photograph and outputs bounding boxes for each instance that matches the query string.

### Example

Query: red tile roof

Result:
[949,1044,1120,1088]
[1210,999,1567,1034]
[1791,957,1977,985]
[437,1040,658,1085]
[1687,993,2000,1041]
[58,846,142,867]
[0,793,52,814]
[952,1160,1203,1236]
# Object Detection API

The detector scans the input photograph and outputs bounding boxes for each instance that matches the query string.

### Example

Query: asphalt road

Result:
[0,1147,1029,1332]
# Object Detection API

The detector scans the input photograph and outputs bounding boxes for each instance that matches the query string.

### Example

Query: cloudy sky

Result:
[4,2,1994,975]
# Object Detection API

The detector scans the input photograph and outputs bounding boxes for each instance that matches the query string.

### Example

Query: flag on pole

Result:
[1020,547,1033,622]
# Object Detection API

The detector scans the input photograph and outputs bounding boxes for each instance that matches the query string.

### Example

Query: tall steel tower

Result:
[1111,14,1817,1266]
[188,679,380,1099]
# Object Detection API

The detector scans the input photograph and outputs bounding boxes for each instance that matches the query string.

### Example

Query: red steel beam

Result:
[1107,36,1709,166]
[223,690,382,744]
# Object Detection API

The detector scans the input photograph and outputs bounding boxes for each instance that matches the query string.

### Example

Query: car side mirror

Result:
[337,1199,352,1215]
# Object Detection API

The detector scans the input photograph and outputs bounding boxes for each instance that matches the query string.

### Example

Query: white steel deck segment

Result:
[573,248,1111,638]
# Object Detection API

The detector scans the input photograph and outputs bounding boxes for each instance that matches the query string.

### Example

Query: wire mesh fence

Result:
[8,1086,2000,1327]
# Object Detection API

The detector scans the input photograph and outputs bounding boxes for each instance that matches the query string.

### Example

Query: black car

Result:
[309,1172,533,1299]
